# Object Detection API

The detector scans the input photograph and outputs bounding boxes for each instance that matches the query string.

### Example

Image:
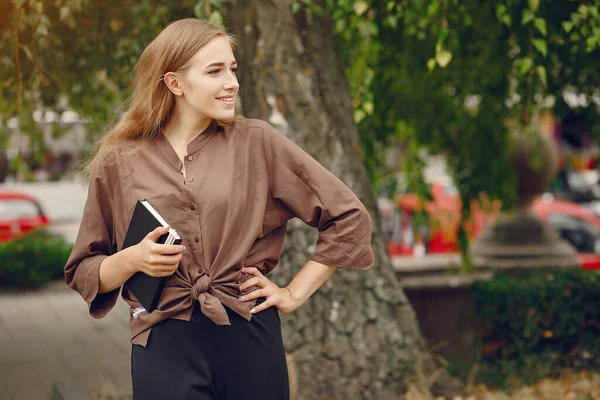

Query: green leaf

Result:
[435,50,453,68]
[353,1,368,16]
[35,24,48,36]
[437,27,449,46]
[563,21,574,33]
[534,18,547,36]
[427,58,436,72]
[536,65,547,87]
[11,0,25,9]
[586,36,598,51]
[354,109,366,124]
[519,56,533,75]
[427,1,440,17]
[22,46,33,61]
[495,4,512,25]
[495,4,507,18]
[522,10,535,25]
[59,6,70,21]
[528,0,540,12]
[386,15,398,29]
[208,11,224,29]
[532,39,547,56]
[193,2,204,18]
[363,101,374,115]
[590,6,598,18]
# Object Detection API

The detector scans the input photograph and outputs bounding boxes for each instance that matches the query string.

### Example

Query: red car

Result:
[0,192,50,242]
[386,182,600,270]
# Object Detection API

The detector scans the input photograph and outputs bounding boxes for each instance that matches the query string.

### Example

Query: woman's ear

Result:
[164,72,184,97]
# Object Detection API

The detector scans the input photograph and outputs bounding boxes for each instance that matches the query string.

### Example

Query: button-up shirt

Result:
[64,119,374,346]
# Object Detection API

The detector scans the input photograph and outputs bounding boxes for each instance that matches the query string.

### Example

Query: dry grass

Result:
[407,370,600,400]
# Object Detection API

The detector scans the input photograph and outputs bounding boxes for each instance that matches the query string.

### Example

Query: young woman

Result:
[65,18,374,400]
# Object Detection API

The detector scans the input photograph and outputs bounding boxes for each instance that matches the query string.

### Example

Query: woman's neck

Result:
[162,108,212,147]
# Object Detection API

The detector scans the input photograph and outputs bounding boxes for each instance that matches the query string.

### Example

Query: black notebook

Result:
[122,200,182,312]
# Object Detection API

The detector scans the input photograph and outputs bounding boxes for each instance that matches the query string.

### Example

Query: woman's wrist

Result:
[286,260,336,303]
[118,246,138,275]
[98,248,138,294]
[284,286,298,306]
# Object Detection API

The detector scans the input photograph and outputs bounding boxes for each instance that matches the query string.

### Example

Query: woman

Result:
[65,18,374,400]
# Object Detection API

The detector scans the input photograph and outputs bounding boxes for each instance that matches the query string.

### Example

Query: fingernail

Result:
[239,296,245,301]
[250,308,256,314]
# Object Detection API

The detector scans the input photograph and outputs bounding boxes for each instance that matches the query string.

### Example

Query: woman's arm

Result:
[97,248,137,294]
[98,226,185,294]
[65,157,183,315]
[240,260,336,314]
[241,122,374,314]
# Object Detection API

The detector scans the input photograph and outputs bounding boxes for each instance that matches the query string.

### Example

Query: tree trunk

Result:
[225,1,433,398]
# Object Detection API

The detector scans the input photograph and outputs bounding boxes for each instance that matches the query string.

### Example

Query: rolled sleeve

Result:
[64,159,120,318]
[262,122,374,270]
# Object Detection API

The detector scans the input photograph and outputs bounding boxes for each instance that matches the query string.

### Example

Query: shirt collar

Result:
[155,120,224,171]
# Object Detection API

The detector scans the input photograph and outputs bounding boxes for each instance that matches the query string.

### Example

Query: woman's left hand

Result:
[239,267,300,314]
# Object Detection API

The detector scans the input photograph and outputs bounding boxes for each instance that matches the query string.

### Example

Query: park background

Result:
[1,0,600,399]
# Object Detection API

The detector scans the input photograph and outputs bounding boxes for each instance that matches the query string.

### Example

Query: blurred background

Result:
[1,0,600,399]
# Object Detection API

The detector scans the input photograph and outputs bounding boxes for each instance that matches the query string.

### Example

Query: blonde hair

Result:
[84,18,236,177]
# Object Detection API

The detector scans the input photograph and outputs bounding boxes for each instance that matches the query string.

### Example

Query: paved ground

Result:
[0,281,132,400]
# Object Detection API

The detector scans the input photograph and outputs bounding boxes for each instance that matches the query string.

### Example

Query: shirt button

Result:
[189,204,195,211]
[187,155,193,161]
[194,237,199,243]
[188,178,194,183]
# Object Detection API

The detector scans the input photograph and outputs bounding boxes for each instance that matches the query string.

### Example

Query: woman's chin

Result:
[212,111,236,121]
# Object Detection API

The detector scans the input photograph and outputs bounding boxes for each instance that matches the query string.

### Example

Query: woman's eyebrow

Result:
[205,61,238,68]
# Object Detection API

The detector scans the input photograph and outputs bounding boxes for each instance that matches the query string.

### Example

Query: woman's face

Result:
[178,36,239,122]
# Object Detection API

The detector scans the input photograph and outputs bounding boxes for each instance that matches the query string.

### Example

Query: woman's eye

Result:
[231,67,238,74]
[208,69,221,75]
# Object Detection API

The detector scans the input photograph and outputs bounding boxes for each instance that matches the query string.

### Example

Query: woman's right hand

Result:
[126,226,185,277]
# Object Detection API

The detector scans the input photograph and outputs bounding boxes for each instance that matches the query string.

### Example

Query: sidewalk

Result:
[0,281,132,400]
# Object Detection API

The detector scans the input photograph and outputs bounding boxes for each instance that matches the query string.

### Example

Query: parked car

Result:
[386,182,600,270]
[548,168,600,217]
[532,195,600,270]
[0,192,50,242]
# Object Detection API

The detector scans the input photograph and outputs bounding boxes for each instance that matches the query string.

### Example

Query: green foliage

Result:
[327,0,600,264]
[0,229,73,287]
[1,0,201,149]
[472,270,600,387]
[2,0,600,262]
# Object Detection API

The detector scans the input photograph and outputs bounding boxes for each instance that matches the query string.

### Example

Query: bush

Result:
[0,229,73,288]
[472,269,600,387]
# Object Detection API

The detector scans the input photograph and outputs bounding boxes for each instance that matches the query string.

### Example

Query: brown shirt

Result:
[64,119,374,346]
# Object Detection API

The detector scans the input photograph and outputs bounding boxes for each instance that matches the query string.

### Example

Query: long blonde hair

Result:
[84,18,236,176]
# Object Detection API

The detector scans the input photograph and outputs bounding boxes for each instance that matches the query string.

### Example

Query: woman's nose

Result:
[224,72,239,90]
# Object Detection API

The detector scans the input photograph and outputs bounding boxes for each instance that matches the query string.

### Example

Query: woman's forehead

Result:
[189,36,236,67]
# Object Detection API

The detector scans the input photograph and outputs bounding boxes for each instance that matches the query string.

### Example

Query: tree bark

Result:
[226,1,433,398]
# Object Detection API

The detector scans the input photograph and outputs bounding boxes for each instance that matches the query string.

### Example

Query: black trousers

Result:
[131,299,290,400]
